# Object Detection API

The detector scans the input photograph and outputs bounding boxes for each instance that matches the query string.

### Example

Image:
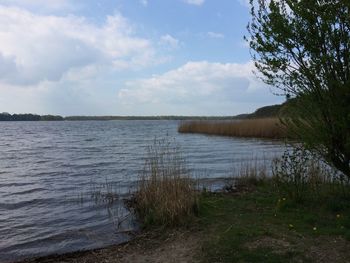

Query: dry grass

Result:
[223,158,270,192]
[234,160,269,188]
[178,118,286,139]
[132,138,198,227]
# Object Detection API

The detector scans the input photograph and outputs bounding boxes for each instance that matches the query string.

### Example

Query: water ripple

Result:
[0,120,285,263]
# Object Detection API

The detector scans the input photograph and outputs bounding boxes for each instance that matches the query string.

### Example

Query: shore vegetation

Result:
[247,0,350,178]
[130,138,198,227]
[178,118,285,139]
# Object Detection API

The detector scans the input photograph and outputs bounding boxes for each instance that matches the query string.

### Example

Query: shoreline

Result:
[16,227,201,263]
[11,177,227,263]
[11,181,350,263]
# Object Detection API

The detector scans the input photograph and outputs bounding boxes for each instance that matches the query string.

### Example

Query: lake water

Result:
[0,120,286,262]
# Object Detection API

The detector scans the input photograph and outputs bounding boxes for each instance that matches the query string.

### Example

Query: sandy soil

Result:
[19,229,202,263]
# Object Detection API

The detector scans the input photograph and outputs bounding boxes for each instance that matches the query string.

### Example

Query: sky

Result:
[0,0,284,116]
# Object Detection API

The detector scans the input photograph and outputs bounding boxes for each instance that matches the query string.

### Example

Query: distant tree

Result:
[247,0,350,177]
[40,115,64,121]
[0,113,48,121]
[12,114,41,121]
[0,112,12,121]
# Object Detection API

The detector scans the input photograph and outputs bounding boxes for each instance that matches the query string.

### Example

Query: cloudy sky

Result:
[0,0,283,116]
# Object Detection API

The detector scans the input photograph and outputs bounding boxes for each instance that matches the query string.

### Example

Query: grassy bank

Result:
[196,148,350,262]
[22,181,350,263]
[197,182,350,262]
[178,118,285,139]
[130,142,350,262]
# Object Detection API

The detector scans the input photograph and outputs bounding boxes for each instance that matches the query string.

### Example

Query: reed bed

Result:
[178,118,286,139]
[132,138,198,227]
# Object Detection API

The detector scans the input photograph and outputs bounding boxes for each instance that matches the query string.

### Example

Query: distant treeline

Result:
[64,116,239,121]
[0,102,286,122]
[0,113,63,121]
[243,103,283,119]
[0,112,238,121]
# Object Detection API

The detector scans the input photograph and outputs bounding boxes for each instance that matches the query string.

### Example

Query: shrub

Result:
[132,138,198,227]
[272,146,350,203]
[272,146,311,202]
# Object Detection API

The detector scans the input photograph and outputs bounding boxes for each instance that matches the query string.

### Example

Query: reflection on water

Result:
[0,120,285,262]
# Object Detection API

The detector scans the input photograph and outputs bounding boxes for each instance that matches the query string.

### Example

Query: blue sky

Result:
[0,0,283,116]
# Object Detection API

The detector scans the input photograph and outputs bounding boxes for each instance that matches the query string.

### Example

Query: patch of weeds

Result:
[272,145,350,205]
[131,138,198,228]
[344,231,350,241]
[302,214,318,225]
[326,197,350,213]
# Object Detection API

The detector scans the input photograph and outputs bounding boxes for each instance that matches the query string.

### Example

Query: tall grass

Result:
[222,157,271,193]
[272,146,350,205]
[178,118,285,139]
[131,138,198,227]
[223,149,350,210]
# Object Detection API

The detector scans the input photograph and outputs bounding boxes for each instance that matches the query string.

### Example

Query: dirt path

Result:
[21,229,202,263]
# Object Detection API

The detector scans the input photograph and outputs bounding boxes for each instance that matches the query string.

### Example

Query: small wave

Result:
[35,159,50,164]
[0,198,55,210]
[0,182,34,188]
[84,138,97,142]
[7,188,46,196]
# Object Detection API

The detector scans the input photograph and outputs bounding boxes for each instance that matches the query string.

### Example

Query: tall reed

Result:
[132,138,198,227]
[178,118,285,139]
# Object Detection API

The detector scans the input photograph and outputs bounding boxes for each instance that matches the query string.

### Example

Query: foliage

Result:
[40,115,64,121]
[273,146,313,202]
[0,112,63,121]
[247,0,350,177]
[272,145,350,202]
[132,138,198,227]
[249,103,283,118]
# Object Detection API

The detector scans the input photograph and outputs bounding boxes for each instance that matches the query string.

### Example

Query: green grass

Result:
[196,183,350,263]
[130,139,350,261]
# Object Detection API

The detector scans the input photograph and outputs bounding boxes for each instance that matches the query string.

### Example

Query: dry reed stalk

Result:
[133,139,198,226]
[178,118,286,139]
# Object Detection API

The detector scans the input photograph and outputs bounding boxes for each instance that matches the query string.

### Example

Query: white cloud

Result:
[0,0,74,11]
[118,61,282,115]
[207,32,225,39]
[160,34,180,49]
[0,6,158,86]
[183,0,205,6]
[139,0,148,6]
[237,0,250,7]
[238,0,288,10]
[0,63,124,115]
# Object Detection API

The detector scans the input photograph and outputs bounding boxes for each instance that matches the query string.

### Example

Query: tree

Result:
[247,0,350,177]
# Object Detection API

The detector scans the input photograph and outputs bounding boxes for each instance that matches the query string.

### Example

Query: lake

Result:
[0,120,286,262]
